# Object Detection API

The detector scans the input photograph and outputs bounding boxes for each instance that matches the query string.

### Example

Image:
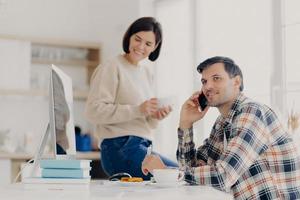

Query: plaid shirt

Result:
[177,93,300,200]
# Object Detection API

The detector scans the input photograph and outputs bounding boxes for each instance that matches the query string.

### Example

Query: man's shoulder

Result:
[239,96,263,108]
[236,97,270,116]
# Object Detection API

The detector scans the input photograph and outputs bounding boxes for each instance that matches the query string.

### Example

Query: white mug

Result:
[152,168,183,183]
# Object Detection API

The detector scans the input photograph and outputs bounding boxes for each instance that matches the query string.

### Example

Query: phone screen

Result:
[198,92,208,111]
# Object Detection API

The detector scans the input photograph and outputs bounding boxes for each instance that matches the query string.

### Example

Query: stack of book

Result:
[23,159,92,185]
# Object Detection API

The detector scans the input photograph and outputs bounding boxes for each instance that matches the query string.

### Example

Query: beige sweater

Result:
[85,55,158,142]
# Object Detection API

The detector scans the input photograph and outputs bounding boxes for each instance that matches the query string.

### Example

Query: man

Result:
[142,56,300,199]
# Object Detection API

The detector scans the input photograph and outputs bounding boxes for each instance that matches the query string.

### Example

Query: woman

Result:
[85,17,178,180]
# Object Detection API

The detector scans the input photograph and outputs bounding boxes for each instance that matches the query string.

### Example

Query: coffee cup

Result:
[152,168,181,183]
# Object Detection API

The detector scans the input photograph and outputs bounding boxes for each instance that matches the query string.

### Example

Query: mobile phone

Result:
[198,92,208,111]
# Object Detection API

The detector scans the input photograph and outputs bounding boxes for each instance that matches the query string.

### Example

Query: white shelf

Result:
[0,151,100,160]
[0,89,88,100]
[0,35,100,101]
[0,34,101,49]
[31,58,99,67]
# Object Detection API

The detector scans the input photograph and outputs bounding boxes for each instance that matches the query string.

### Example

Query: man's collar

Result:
[221,93,246,124]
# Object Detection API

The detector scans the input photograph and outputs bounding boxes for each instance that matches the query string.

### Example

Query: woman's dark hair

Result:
[197,56,244,91]
[123,17,162,61]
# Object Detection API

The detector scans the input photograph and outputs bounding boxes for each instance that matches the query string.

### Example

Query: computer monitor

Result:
[30,65,76,177]
[49,64,76,158]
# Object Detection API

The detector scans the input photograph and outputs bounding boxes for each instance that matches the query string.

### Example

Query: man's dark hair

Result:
[123,17,162,61]
[197,56,244,91]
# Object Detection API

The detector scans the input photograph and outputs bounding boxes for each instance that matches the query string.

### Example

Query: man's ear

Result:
[234,76,241,90]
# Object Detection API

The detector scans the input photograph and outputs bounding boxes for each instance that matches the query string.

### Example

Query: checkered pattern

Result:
[177,93,300,200]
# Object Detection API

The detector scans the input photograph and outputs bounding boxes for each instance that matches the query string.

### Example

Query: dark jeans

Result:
[100,135,178,180]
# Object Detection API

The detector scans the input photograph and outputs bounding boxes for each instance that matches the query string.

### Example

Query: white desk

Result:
[0,151,100,184]
[0,180,233,200]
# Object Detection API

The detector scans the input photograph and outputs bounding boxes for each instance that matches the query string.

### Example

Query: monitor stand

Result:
[29,123,55,177]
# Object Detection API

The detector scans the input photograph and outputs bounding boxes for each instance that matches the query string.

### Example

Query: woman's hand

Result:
[179,91,209,129]
[139,98,158,116]
[151,105,172,120]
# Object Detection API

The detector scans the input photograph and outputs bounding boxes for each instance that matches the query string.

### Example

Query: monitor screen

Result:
[49,64,76,158]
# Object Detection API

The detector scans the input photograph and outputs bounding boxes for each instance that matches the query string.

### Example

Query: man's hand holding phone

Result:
[179,91,209,130]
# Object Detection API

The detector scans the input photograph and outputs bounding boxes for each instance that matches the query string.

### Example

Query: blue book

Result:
[40,159,91,169]
[41,168,91,178]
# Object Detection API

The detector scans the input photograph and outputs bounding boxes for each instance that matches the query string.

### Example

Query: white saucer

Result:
[113,181,149,187]
[150,181,184,188]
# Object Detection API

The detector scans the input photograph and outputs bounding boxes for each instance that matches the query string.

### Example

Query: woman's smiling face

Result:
[127,31,157,65]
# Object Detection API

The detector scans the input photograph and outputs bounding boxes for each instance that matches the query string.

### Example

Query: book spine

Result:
[40,160,91,169]
[41,169,90,178]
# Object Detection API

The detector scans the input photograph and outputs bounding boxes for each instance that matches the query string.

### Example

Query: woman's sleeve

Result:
[144,66,158,129]
[146,117,158,129]
[84,63,144,125]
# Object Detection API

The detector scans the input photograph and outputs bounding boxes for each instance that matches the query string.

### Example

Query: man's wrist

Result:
[179,121,193,130]
[178,126,192,136]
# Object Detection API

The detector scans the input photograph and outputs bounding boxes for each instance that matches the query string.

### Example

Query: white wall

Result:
[284,0,300,113]
[0,39,31,89]
[195,0,273,141]
[0,0,141,152]
[153,0,195,160]
[0,0,140,60]
[0,0,285,159]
